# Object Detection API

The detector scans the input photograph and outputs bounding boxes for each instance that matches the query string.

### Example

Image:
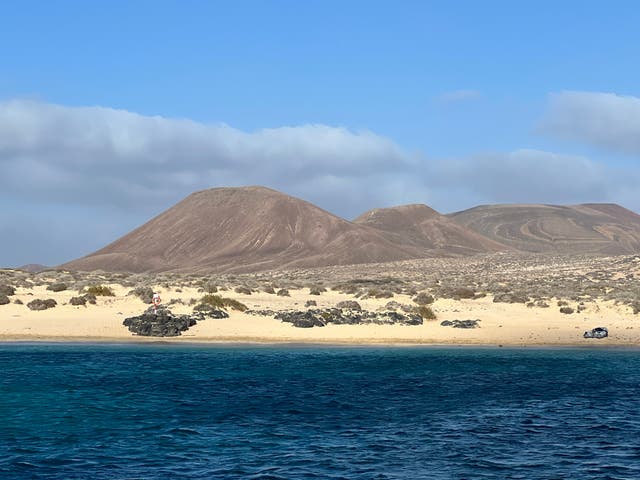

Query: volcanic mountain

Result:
[353,204,509,255]
[62,186,430,273]
[448,203,640,254]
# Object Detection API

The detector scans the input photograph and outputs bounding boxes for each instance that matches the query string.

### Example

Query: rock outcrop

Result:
[275,308,422,328]
[123,305,228,337]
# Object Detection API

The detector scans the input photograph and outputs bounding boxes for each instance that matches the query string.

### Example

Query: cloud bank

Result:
[1,98,638,266]
[540,91,640,155]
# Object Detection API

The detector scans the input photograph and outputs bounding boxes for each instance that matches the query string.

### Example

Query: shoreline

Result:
[2,255,639,348]
[0,335,632,348]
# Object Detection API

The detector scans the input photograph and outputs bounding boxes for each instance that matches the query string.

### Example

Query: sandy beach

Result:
[2,254,639,346]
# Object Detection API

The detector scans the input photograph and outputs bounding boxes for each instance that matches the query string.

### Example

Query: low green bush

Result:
[0,284,16,296]
[415,305,437,320]
[198,294,248,312]
[85,285,115,296]
[413,292,434,305]
[27,298,57,311]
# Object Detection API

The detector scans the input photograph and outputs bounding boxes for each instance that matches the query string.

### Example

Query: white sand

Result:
[1,283,638,345]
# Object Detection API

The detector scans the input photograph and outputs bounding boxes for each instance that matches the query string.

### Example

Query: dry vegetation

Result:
[1,253,639,317]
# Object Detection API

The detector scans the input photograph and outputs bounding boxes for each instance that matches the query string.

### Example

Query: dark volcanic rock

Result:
[245,309,276,316]
[276,308,422,328]
[192,304,229,319]
[440,319,480,329]
[123,306,197,337]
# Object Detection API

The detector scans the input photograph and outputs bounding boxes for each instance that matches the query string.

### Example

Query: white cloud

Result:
[0,99,414,215]
[1,99,640,266]
[427,149,612,206]
[540,91,640,155]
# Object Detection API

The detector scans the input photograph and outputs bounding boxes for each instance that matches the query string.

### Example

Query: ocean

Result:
[1,344,639,479]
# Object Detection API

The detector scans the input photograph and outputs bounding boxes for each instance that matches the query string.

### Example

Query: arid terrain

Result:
[61,187,640,274]
[2,253,639,345]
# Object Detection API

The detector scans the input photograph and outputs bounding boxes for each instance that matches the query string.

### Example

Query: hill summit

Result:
[62,187,423,273]
[62,187,640,273]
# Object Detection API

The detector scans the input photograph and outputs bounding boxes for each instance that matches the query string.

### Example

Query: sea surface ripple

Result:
[1,344,640,479]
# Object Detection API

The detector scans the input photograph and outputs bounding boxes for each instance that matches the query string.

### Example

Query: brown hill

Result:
[354,204,509,255]
[448,203,640,254]
[62,186,425,273]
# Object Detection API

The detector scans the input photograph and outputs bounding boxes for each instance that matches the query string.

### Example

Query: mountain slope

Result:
[62,186,423,273]
[448,203,640,254]
[354,204,509,255]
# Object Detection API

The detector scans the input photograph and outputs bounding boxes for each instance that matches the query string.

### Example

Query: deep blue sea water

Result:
[1,344,640,479]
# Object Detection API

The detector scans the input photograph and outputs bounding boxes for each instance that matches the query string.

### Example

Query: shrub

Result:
[632,301,640,315]
[198,294,248,312]
[336,300,362,311]
[413,292,434,305]
[223,298,248,312]
[493,293,528,304]
[14,299,23,305]
[86,285,115,296]
[70,293,97,306]
[0,284,16,296]
[276,289,290,297]
[27,298,57,311]
[234,286,252,295]
[129,286,154,304]
[450,287,475,300]
[0,294,9,305]
[305,300,317,307]
[309,287,325,296]
[559,306,574,314]
[415,305,437,320]
[262,286,276,294]
[46,282,68,292]
[365,289,394,299]
[557,300,569,307]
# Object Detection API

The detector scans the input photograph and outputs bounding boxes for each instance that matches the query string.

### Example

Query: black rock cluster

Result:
[123,305,228,337]
[440,319,481,329]
[275,308,422,328]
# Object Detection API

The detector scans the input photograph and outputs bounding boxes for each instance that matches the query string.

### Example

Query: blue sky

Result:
[2,1,640,266]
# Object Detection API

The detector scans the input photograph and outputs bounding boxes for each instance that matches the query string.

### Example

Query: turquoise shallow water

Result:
[1,344,640,479]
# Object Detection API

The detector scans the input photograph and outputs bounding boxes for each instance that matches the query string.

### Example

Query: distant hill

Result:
[61,187,640,274]
[353,204,509,255]
[448,203,640,254]
[18,264,49,273]
[62,186,424,273]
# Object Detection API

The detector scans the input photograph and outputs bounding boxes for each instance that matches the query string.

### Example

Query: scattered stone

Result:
[559,306,574,314]
[276,289,290,297]
[440,319,480,329]
[304,300,317,307]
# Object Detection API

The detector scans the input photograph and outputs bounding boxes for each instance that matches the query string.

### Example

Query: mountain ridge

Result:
[61,187,640,273]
